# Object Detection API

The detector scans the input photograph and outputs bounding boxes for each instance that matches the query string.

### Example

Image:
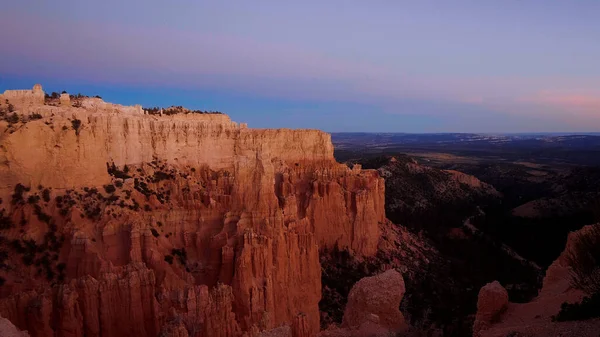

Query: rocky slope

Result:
[319,219,437,331]
[474,224,600,337]
[0,315,29,337]
[347,155,542,335]
[0,88,385,337]
[356,155,499,235]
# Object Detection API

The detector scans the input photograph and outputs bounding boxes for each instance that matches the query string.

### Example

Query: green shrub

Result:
[42,189,51,202]
[153,171,174,182]
[164,255,174,264]
[150,228,159,237]
[30,113,43,120]
[71,119,82,134]
[566,225,600,294]
[106,163,132,179]
[553,293,600,321]
[12,183,29,204]
[103,184,116,194]
[553,225,600,322]
[130,199,140,211]
[172,248,187,265]
[0,212,14,230]
[33,205,52,223]
[7,113,19,124]
[27,195,40,204]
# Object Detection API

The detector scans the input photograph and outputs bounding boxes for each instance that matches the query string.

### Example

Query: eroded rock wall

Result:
[0,96,385,337]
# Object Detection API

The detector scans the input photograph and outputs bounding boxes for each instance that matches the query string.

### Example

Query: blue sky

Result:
[1,1,599,132]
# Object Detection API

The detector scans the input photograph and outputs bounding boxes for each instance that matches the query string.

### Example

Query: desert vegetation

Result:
[0,100,45,126]
[566,225,600,294]
[553,225,600,321]
[71,118,82,134]
[143,105,223,115]
[44,91,101,105]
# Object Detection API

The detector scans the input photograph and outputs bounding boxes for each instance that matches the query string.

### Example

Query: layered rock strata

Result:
[0,91,385,337]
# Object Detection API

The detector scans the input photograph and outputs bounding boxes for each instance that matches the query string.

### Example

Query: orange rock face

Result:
[0,95,385,337]
[319,270,407,337]
[342,270,406,333]
[472,281,508,337]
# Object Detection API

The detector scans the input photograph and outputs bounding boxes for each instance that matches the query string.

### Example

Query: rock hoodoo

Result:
[472,281,508,337]
[59,93,71,106]
[320,270,407,337]
[342,269,406,331]
[0,86,386,337]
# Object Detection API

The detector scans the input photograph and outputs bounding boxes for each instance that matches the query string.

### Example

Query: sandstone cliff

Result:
[0,89,385,337]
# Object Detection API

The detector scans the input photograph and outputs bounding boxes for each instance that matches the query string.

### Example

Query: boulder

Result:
[473,281,508,336]
[342,269,407,334]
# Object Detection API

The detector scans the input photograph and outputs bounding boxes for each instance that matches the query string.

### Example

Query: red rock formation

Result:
[320,270,407,337]
[342,269,406,332]
[472,281,508,337]
[0,93,386,337]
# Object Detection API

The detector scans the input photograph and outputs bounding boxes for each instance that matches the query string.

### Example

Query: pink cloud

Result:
[521,92,600,114]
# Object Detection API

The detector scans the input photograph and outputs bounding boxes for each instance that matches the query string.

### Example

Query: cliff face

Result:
[0,95,385,337]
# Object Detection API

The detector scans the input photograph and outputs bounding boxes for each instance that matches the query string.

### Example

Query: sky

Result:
[1,1,599,133]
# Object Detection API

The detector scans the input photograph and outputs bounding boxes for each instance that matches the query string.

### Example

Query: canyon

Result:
[0,86,384,337]
[1,85,599,337]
